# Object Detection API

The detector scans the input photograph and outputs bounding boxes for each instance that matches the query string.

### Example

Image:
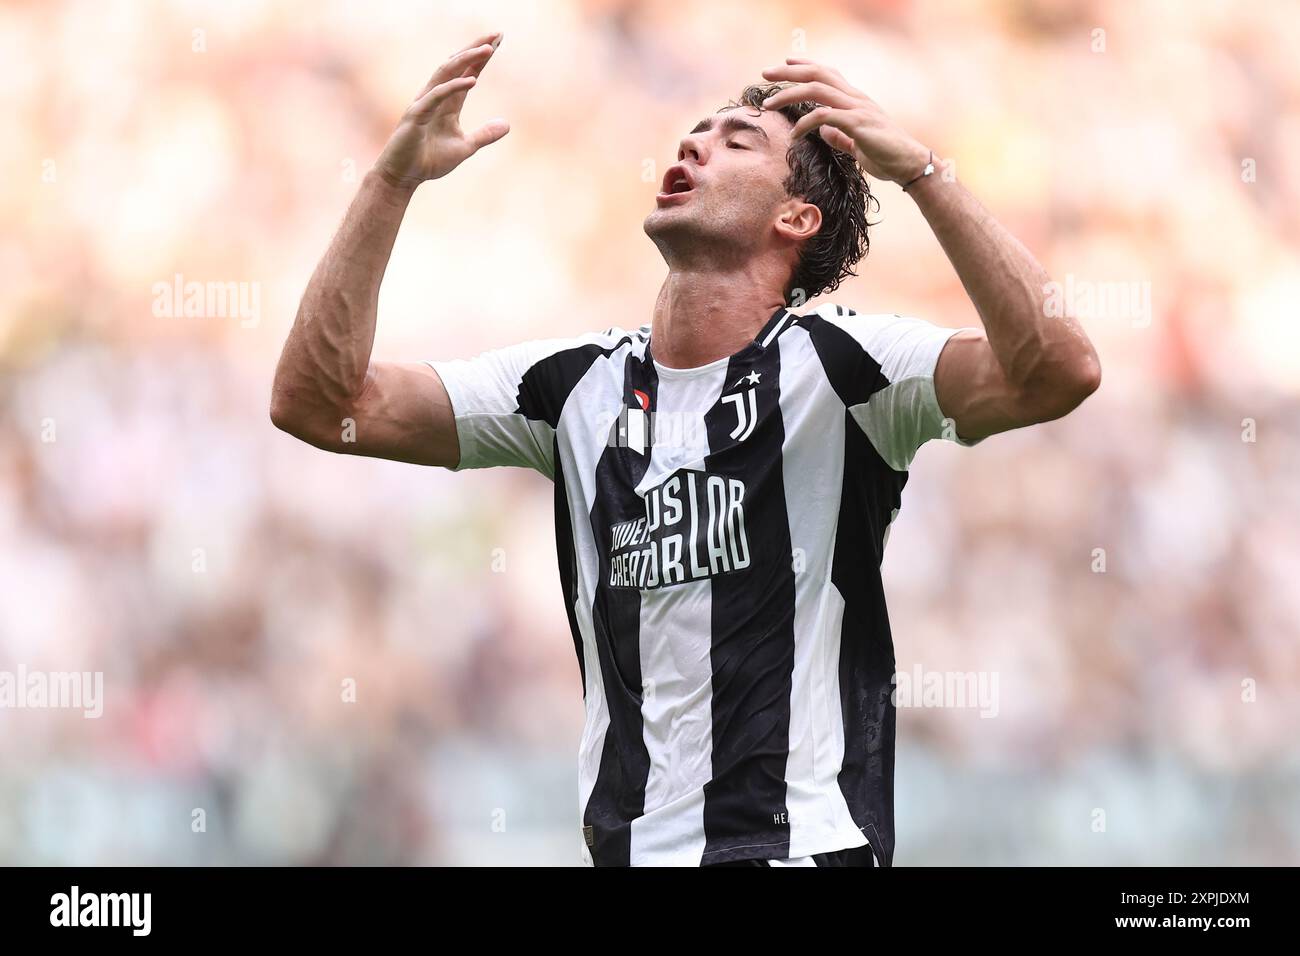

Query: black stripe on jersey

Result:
[551,436,586,693]
[515,338,632,427]
[811,843,875,866]
[583,347,659,866]
[702,844,874,866]
[521,338,635,698]
[831,412,906,867]
[700,336,796,864]
[801,313,891,408]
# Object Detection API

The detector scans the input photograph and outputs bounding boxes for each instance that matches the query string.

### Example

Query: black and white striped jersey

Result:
[429,303,977,867]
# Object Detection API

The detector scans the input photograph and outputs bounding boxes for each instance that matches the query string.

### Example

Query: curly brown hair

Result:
[723,83,876,304]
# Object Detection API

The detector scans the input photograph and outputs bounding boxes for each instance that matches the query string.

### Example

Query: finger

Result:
[422,43,493,92]
[441,34,503,115]
[760,80,858,111]
[818,124,857,156]
[420,41,496,95]
[785,56,844,74]
[789,105,856,142]
[785,57,850,84]
[761,61,864,98]
[456,31,502,57]
[466,118,511,153]
[407,75,476,122]
[457,32,503,80]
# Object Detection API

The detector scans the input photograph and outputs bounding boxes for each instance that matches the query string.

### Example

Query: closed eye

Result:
[727,141,748,150]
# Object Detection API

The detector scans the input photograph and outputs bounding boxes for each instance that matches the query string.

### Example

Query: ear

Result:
[774,198,821,243]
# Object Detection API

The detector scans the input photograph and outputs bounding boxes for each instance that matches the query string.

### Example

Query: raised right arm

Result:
[269,33,509,466]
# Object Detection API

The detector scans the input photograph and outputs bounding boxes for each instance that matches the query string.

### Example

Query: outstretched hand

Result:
[760,59,930,185]
[374,32,510,189]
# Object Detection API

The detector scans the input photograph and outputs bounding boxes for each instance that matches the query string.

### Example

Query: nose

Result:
[677,132,706,165]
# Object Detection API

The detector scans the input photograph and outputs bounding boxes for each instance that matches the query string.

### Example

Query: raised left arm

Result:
[762,59,1101,440]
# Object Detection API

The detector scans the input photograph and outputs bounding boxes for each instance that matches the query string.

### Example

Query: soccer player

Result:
[270,32,1100,867]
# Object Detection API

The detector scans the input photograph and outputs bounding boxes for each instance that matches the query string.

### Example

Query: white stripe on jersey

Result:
[629,356,728,865]
[776,325,868,858]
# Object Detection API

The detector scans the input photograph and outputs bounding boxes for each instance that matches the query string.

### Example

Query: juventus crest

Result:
[723,371,762,442]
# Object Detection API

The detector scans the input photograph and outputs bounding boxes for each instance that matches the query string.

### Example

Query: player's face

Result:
[643,106,796,257]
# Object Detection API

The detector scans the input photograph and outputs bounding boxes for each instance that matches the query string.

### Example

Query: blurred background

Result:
[2,0,1298,865]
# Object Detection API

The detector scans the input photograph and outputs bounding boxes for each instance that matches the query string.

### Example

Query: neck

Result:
[650,268,787,369]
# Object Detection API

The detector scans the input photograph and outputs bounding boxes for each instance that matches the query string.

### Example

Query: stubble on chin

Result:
[644,203,729,258]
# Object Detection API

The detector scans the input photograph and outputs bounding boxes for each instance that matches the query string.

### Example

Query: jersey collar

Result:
[753,306,794,350]
[644,305,795,371]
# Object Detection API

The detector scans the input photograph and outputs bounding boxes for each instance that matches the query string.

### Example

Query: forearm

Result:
[271,170,415,426]
[759,57,1099,431]
[908,173,1099,398]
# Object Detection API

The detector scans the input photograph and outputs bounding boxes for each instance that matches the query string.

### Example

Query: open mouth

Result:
[660,164,696,197]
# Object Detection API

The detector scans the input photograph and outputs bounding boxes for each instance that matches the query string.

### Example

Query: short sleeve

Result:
[428,338,572,477]
[812,305,981,471]
[428,329,630,478]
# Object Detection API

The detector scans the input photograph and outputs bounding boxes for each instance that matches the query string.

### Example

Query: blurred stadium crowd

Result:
[1,0,1298,864]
